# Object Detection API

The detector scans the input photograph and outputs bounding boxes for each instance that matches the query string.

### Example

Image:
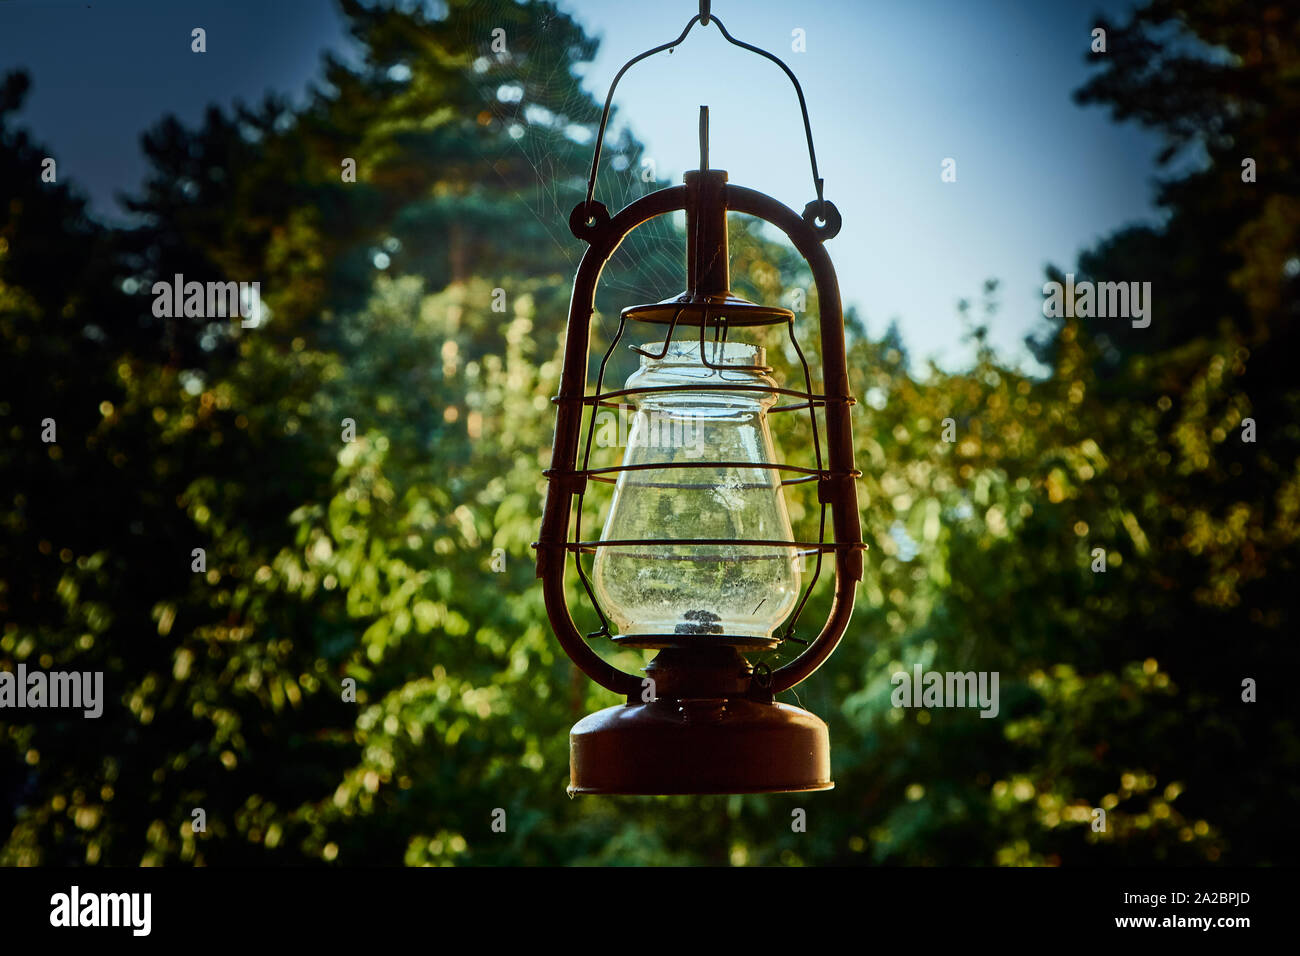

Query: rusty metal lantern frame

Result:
[534,4,865,794]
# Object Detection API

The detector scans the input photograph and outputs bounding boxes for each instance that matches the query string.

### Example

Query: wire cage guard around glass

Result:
[537,170,865,699]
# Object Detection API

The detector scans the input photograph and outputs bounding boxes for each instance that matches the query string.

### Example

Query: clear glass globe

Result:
[591,339,801,646]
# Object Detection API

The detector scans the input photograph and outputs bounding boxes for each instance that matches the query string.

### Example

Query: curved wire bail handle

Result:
[573,7,841,242]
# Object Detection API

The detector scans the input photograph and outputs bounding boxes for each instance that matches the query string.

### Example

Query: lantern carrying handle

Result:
[577,10,833,236]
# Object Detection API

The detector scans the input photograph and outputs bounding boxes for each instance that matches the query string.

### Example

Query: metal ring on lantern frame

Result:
[534,2,864,700]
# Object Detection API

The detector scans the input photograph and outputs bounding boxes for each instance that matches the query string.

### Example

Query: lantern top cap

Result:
[621,292,793,328]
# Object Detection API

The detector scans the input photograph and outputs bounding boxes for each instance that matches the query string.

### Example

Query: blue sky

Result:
[0,0,1166,371]
[574,0,1166,370]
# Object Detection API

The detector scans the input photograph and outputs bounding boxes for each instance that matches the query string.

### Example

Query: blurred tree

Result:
[0,0,669,865]
[1025,0,1300,863]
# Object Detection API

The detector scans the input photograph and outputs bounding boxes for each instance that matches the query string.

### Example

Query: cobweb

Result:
[444,0,703,337]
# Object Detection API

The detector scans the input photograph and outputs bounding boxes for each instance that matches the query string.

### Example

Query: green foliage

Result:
[1,0,1295,866]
